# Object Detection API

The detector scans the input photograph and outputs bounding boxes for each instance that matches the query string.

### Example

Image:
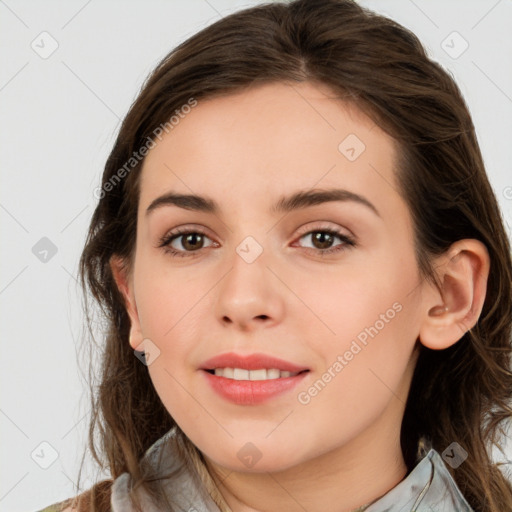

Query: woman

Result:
[38,0,512,510]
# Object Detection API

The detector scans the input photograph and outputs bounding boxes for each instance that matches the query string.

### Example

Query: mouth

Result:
[199,352,311,404]
[201,367,310,405]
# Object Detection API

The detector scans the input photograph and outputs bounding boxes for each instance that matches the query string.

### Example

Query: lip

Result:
[199,352,310,406]
[201,370,309,405]
[199,352,310,373]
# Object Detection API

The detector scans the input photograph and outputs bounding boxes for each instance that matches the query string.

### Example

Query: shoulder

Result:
[35,495,100,512]
[60,505,76,512]
[35,479,114,512]
[34,497,75,512]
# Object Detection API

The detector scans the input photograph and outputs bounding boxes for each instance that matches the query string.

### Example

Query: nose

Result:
[213,246,285,332]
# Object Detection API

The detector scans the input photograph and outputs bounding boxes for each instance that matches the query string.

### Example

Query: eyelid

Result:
[159,221,351,244]
[158,224,211,242]
[294,221,352,238]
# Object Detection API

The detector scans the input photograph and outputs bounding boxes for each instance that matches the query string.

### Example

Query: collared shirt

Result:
[110,428,474,512]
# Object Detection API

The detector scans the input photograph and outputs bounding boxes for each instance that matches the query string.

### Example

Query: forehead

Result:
[138,81,400,219]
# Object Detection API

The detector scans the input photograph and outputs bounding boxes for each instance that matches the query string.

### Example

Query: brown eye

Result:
[158,228,215,258]
[179,233,206,251]
[294,228,356,257]
[309,231,336,250]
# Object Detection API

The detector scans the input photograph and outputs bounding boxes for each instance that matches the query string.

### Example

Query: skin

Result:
[110,81,490,512]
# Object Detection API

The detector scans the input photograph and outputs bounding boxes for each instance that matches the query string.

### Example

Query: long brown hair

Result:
[72,0,512,510]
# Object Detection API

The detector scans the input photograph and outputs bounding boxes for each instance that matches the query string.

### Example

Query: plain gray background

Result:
[1,1,511,511]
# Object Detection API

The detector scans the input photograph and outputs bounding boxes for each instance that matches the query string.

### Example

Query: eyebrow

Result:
[145,188,380,217]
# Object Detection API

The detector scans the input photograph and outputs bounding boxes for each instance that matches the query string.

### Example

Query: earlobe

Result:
[418,239,490,351]
[109,255,144,350]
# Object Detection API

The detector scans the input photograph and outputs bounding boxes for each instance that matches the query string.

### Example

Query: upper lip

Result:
[200,352,310,372]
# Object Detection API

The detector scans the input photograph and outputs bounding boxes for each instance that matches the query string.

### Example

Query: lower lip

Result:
[201,370,309,405]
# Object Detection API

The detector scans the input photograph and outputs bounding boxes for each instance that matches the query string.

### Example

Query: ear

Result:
[419,239,490,350]
[110,255,144,350]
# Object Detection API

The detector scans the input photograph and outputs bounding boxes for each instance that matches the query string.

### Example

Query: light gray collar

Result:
[365,448,473,511]
[111,429,473,511]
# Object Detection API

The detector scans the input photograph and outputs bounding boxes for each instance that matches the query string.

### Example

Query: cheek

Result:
[292,305,418,455]
[292,252,416,351]
[295,254,420,404]
[133,262,211,422]
[133,253,205,341]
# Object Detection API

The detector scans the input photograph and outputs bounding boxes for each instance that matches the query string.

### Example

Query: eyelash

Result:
[157,225,356,258]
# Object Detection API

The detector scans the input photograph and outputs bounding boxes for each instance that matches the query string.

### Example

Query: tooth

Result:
[212,367,301,380]
[267,368,280,379]
[249,369,268,381]
[233,368,250,380]
[223,367,234,378]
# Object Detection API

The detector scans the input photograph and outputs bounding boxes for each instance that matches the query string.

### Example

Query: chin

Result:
[203,443,305,474]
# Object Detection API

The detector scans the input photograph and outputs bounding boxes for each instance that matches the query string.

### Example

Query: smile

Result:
[206,368,304,380]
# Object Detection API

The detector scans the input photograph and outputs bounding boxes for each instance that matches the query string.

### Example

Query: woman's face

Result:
[120,81,428,473]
